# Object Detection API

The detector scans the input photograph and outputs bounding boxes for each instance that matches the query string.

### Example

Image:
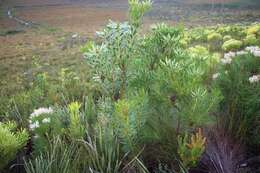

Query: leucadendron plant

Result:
[178,129,206,170]
[213,49,260,149]
[83,0,152,101]
[68,102,85,139]
[0,121,29,169]
[81,2,228,173]
[82,0,222,170]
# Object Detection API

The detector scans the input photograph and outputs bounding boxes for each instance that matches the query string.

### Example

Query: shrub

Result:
[189,27,209,42]
[178,129,206,170]
[189,45,209,56]
[0,121,29,169]
[29,107,63,154]
[223,35,232,42]
[68,102,85,139]
[207,32,223,51]
[207,32,222,42]
[129,0,151,28]
[243,34,258,46]
[24,137,83,173]
[179,38,188,48]
[246,24,260,35]
[214,53,260,147]
[222,39,243,51]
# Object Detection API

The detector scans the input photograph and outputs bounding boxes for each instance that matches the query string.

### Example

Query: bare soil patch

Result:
[0,0,260,97]
[17,5,126,35]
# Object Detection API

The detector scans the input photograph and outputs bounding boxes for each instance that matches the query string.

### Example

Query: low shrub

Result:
[246,24,260,35]
[213,51,260,148]
[207,32,222,42]
[222,39,243,51]
[243,34,258,46]
[0,121,29,169]
[223,35,232,42]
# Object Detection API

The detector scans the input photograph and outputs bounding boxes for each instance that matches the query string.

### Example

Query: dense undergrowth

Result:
[0,0,260,173]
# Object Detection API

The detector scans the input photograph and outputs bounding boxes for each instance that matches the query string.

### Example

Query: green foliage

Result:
[243,34,258,46]
[82,128,123,173]
[141,23,184,68]
[113,92,148,152]
[29,107,63,154]
[57,68,89,101]
[1,1,260,172]
[128,0,152,28]
[68,102,85,139]
[25,137,83,173]
[189,27,210,42]
[217,25,246,38]
[214,53,260,147]
[85,21,135,99]
[246,24,260,35]
[222,39,243,51]
[0,121,29,169]
[207,32,222,42]
[178,129,206,169]
[223,35,232,42]
[189,45,209,57]
[82,2,222,169]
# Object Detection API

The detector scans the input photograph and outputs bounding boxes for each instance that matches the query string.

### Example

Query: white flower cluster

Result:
[221,46,260,65]
[221,52,236,64]
[236,50,248,56]
[245,46,260,57]
[42,118,51,123]
[212,73,220,80]
[29,121,39,130]
[249,75,260,83]
[29,107,53,130]
[92,74,102,83]
[30,107,53,118]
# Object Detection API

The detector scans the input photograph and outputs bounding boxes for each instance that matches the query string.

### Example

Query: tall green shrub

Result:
[214,52,260,147]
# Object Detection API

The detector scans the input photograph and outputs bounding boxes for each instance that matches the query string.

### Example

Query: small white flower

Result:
[221,57,232,64]
[92,74,101,83]
[212,73,220,80]
[42,118,51,124]
[253,50,260,57]
[72,34,78,38]
[29,121,39,130]
[30,107,53,119]
[245,46,260,54]
[236,50,248,56]
[224,52,236,59]
[249,75,260,83]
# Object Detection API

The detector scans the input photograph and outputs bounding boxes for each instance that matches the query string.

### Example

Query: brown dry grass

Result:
[184,0,238,5]
[17,5,126,35]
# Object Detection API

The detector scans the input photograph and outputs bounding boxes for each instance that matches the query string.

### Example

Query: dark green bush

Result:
[214,53,260,148]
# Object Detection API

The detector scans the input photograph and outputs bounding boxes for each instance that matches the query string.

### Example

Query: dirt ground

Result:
[0,0,260,97]
[17,5,126,34]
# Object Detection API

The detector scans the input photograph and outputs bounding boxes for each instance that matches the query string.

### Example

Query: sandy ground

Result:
[17,5,126,34]
[0,0,260,96]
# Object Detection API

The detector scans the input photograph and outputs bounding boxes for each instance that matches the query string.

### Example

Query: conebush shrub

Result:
[0,121,29,169]
[243,34,258,46]
[213,51,260,148]
[222,39,243,51]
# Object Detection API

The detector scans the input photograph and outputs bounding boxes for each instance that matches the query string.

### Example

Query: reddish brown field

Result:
[0,0,260,96]
[17,5,126,34]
